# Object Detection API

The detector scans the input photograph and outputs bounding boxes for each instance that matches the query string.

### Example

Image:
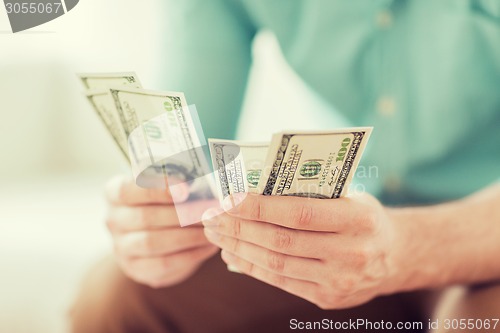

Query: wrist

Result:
[384,205,447,294]
[380,184,500,295]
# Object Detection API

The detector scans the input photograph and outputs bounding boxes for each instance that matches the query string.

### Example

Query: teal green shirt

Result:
[161,0,500,204]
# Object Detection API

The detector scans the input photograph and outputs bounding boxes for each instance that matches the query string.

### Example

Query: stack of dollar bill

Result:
[79,72,372,203]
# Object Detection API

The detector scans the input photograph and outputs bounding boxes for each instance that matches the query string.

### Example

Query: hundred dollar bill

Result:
[208,139,268,273]
[110,87,212,193]
[85,89,130,159]
[257,128,372,198]
[78,72,142,90]
[79,72,143,160]
[208,139,268,201]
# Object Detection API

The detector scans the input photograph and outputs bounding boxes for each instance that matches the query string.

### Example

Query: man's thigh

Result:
[71,254,427,333]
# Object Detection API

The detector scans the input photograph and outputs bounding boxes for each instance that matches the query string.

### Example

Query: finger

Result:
[203,210,331,258]
[115,228,211,257]
[205,230,322,281]
[222,193,366,232]
[107,200,219,233]
[172,199,220,227]
[220,250,319,304]
[121,245,218,287]
[107,205,181,232]
[105,175,189,206]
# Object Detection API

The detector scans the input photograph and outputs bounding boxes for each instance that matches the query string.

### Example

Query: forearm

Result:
[389,183,500,293]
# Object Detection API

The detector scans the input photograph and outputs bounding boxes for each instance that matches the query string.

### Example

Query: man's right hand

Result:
[104,175,219,288]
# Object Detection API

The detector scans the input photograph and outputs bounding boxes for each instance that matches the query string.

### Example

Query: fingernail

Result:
[222,193,247,213]
[227,264,241,274]
[204,228,221,242]
[169,184,189,202]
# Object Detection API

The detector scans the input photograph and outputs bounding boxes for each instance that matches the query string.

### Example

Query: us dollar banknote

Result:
[257,128,372,198]
[78,73,373,205]
[208,139,269,201]
[85,89,130,159]
[109,87,213,194]
[78,72,142,90]
[79,72,143,160]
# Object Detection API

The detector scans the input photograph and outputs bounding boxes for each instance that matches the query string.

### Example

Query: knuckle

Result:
[352,246,374,267]
[146,187,168,204]
[246,262,255,275]
[336,277,357,295]
[270,273,286,287]
[271,228,293,250]
[266,250,286,273]
[244,197,264,221]
[356,209,379,233]
[353,252,368,267]
[231,217,242,238]
[230,238,242,253]
[290,204,313,228]
[137,207,153,228]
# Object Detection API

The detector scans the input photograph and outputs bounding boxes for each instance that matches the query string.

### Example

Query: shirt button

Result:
[377,96,396,117]
[376,10,393,28]
[384,175,402,193]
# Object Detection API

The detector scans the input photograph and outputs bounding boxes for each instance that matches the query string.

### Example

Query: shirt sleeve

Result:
[159,0,256,139]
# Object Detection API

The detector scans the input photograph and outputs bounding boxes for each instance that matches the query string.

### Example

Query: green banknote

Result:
[208,139,269,202]
[257,128,372,198]
[79,72,143,160]
[79,72,142,90]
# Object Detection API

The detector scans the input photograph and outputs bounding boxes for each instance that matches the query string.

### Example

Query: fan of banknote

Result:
[79,72,372,205]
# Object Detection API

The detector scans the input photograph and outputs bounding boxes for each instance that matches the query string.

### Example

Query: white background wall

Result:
[1,2,165,332]
[0,1,332,332]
